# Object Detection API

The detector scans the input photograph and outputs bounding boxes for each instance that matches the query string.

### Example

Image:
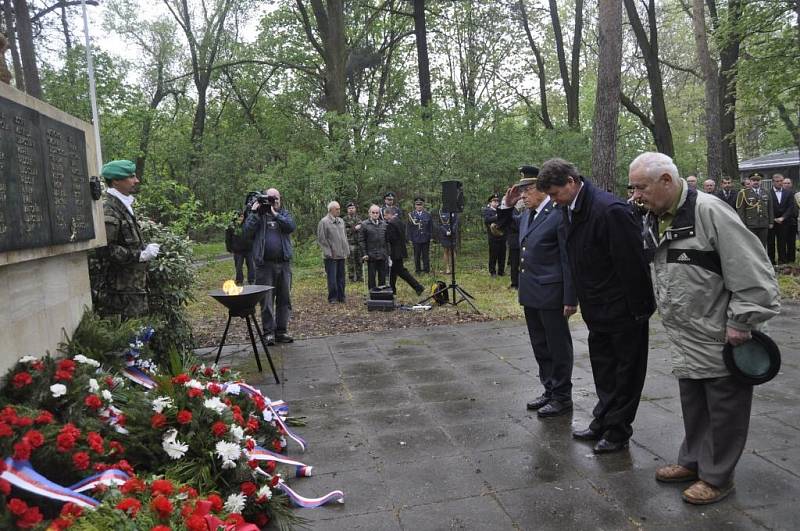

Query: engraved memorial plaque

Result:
[0,95,95,252]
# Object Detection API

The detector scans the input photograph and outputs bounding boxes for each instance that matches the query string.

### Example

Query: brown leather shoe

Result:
[682,480,734,505]
[655,464,698,483]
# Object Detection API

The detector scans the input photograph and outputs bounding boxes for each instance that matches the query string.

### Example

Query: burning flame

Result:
[222,280,243,296]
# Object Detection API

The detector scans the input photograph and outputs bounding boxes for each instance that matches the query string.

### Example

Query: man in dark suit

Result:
[715,176,737,209]
[384,208,425,296]
[482,194,507,277]
[537,158,656,453]
[498,167,577,418]
[769,173,796,264]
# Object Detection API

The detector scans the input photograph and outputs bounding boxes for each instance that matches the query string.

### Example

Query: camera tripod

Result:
[418,212,479,313]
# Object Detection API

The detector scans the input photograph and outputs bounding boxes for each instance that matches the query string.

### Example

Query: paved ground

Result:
[197,303,800,531]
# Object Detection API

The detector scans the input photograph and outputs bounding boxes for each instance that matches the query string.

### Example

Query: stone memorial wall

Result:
[0,84,105,372]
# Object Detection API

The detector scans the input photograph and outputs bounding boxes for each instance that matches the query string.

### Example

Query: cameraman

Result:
[244,187,296,344]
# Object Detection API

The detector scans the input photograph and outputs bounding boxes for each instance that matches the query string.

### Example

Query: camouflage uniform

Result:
[736,187,773,250]
[344,213,364,281]
[93,193,148,319]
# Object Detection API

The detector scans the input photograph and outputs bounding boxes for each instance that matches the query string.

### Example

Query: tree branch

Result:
[31,0,98,24]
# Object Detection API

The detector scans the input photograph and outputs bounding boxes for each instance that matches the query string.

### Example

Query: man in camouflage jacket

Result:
[93,160,160,319]
[343,202,364,282]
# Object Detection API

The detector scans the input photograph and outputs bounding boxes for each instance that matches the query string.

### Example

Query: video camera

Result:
[246,191,278,214]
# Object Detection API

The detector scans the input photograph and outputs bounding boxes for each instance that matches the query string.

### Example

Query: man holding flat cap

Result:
[629,152,779,505]
[93,160,160,319]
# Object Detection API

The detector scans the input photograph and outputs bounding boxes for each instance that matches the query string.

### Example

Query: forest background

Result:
[2,0,798,241]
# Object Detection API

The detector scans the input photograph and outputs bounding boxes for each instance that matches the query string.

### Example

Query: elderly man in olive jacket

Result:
[317,201,350,303]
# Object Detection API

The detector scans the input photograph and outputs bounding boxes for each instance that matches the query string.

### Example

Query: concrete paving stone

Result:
[280,352,336,370]
[280,396,341,417]
[743,503,800,531]
[293,415,364,445]
[338,359,397,377]
[389,354,451,372]
[455,359,528,377]
[440,348,497,363]
[494,479,637,531]
[369,426,463,464]
[342,372,408,393]
[468,373,534,393]
[302,510,402,530]
[328,339,374,353]
[381,344,431,357]
[728,452,800,509]
[280,381,346,401]
[286,466,392,520]
[745,414,800,452]
[443,418,536,452]
[633,401,684,434]
[381,454,484,507]
[424,397,525,426]
[632,427,685,463]
[753,447,800,477]
[535,436,663,481]
[352,405,440,433]
[332,348,388,363]
[346,386,419,411]
[297,437,376,474]
[470,446,583,491]
[279,364,342,384]
[409,380,481,403]
[397,495,515,531]
[397,367,463,385]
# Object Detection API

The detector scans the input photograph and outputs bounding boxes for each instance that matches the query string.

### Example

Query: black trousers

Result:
[586,320,649,442]
[771,222,796,263]
[366,259,387,289]
[508,247,520,287]
[524,306,573,401]
[785,223,798,263]
[412,241,430,272]
[678,376,753,488]
[750,227,768,251]
[488,239,506,275]
[390,258,424,294]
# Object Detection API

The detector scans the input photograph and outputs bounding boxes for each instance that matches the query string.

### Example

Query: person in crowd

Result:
[407,197,433,274]
[736,172,772,251]
[715,176,738,209]
[380,192,401,220]
[499,167,576,418]
[686,175,697,191]
[437,210,459,275]
[743,177,752,189]
[225,210,254,285]
[482,193,507,277]
[384,208,425,296]
[702,179,716,194]
[628,152,779,505]
[244,187,296,344]
[769,173,796,264]
[317,201,350,303]
[343,202,364,282]
[360,204,389,289]
[786,178,799,263]
[93,160,160,319]
[537,158,655,454]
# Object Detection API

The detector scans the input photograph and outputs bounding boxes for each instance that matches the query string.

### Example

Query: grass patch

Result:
[191,240,227,262]
[778,274,800,300]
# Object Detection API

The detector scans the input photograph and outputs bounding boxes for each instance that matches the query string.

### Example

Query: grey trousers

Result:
[255,260,293,335]
[677,376,753,488]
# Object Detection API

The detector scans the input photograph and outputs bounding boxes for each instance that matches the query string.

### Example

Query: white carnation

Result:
[256,485,273,501]
[162,429,189,459]
[73,355,100,367]
[225,383,241,395]
[101,389,113,402]
[223,492,247,513]
[18,355,38,364]
[88,378,100,393]
[203,397,227,414]
[215,441,241,467]
[229,425,244,441]
[185,379,204,389]
[50,384,67,398]
[151,396,174,413]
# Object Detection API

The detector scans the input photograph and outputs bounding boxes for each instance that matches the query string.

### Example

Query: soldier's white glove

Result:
[139,243,161,262]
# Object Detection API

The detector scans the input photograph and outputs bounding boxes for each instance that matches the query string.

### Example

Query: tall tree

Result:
[13,0,41,97]
[692,0,722,180]
[412,0,432,109]
[516,0,553,129]
[621,0,674,156]
[3,0,23,89]
[591,0,623,190]
[549,0,583,129]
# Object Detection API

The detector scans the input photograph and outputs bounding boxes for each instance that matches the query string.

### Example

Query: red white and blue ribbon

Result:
[121,366,156,389]
[1,458,100,509]
[248,446,313,477]
[236,382,305,451]
[68,468,130,493]
[276,480,344,508]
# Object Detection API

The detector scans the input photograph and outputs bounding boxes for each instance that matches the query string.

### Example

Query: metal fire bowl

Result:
[209,285,273,317]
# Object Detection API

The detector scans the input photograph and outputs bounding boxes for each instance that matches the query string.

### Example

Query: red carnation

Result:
[207,383,222,395]
[87,432,104,454]
[30,360,45,371]
[211,421,227,437]
[84,394,103,409]
[0,421,13,437]
[151,495,173,518]
[269,475,280,487]
[109,440,125,454]
[272,439,283,452]
[264,460,277,473]
[246,417,259,432]
[1,406,18,423]
[7,498,28,515]
[187,388,203,399]
[254,513,270,527]
[0,460,5,472]
[220,367,231,374]
[151,525,171,531]
[120,477,146,494]
[34,410,54,424]
[57,433,77,452]
[151,478,174,496]
[14,416,33,427]
[240,481,257,496]
[245,438,255,451]
[114,459,135,476]
[116,497,142,517]
[176,410,193,425]
[17,506,43,529]
[60,502,84,519]
[151,413,167,429]
[179,485,198,498]
[115,413,127,426]
[23,429,44,449]
[204,366,214,376]
[105,376,116,387]
[206,493,223,512]
[58,359,76,372]
[12,372,33,388]
[186,514,206,531]
[252,394,266,411]
[54,369,73,381]
[0,479,10,496]
[172,373,190,385]
[72,451,91,471]
[226,514,245,526]
[13,440,32,460]
[247,460,259,470]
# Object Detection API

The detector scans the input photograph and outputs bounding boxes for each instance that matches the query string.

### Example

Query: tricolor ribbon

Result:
[276,480,344,508]
[122,366,156,389]
[1,458,99,509]
[67,468,130,493]
[247,446,313,477]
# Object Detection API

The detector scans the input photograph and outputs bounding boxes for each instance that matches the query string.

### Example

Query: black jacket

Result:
[359,219,388,260]
[385,217,409,260]
[564,177,655,331]
[715,188,737,209]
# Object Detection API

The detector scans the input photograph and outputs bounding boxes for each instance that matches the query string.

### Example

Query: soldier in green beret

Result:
[736,172,773,251]
[92,160,160,319]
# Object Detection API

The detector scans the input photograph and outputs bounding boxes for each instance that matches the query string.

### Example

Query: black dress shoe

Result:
[572,427,602,441]
[275,333,294,343]
[537,400,573,418]
[526,395,550,411]
[593,438,629,454]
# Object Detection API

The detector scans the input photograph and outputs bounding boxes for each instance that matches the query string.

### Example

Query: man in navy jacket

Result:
[498,167,577,417]
[537,159,655,453]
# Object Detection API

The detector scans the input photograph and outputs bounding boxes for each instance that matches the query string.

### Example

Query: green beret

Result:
[101,160,136,180]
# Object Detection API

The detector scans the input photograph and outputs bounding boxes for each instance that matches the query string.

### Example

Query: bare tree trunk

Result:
[591,0,623,192]
[692,0,722,180]
[60,3,71,51]
[13,0,41,98]
[3,0,24,90]
[777,103,800,153]
[623,0,674,156]
[412,0,432,109]
[517,0,553,129]
[0,33,10,84]
[717,0,741,180]
[549,0,582,129]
